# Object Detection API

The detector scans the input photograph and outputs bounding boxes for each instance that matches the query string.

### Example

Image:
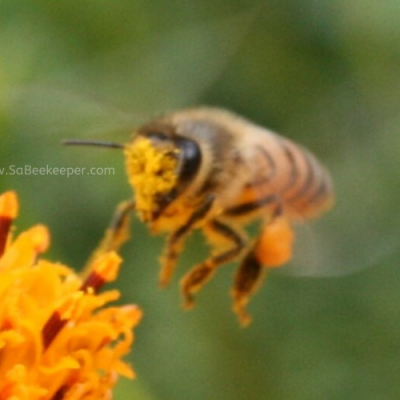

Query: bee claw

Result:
[237,310,252,327]
[158,278,170,289]
[183,295,196,310]
[232,292,253,327]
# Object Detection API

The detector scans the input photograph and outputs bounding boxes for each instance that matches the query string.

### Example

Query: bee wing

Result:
[9,85,142,141]
[277,217,399,278]
[283,135,400,278]
[8,12,254,142]
[245,130,399,278]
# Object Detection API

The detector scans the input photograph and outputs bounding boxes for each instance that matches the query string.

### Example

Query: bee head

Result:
[124,125,201,222]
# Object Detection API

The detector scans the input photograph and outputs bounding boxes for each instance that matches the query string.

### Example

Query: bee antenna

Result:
[62,139,124,149]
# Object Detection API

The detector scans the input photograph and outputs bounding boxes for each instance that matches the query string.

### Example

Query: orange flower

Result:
[0,191,142,400]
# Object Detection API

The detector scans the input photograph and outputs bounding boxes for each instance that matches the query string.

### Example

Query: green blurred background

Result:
[2,1,400,399]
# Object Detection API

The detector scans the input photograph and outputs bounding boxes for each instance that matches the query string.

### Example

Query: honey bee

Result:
[64,107,334,326]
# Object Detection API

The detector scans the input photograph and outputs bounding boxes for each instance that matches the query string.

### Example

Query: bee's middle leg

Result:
[159,195,215,287]
[180,219,246,309]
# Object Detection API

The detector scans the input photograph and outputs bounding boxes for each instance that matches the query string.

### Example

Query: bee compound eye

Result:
[176,137,202,183]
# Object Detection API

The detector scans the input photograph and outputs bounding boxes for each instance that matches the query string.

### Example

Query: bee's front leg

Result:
[84,200,135,270]
[159,195,215,287]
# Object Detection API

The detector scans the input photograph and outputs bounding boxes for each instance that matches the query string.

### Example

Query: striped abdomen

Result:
[225,130,334,221]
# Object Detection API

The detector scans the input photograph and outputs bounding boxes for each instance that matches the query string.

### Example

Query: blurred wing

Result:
[280,139,400,277]
[245,130,399,278]
[277,217,399,278]
[9,85,141,140]
[8,12,255,141]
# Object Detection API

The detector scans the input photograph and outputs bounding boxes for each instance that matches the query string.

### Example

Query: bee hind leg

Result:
[232,250,266,327]
[232,216,295,326]
[256,215,295,267]
[180,219,245,310]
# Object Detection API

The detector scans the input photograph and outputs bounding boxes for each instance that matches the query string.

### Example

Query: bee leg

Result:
[231,249,265,327]
[159,195,215,287]
[232,215,294,326]
[84,200,135,270]
[255,215,295,268]
[181,219,245,309]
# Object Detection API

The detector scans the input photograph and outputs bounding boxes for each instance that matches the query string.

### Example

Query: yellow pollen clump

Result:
[124,136,179,220]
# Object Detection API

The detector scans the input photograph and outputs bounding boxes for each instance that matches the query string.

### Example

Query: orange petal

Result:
[0,191,19,257]
[0,225,50,271]
[0,191,19,220]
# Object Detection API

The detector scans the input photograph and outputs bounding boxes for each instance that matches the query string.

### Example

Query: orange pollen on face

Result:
[124,137,180,219]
